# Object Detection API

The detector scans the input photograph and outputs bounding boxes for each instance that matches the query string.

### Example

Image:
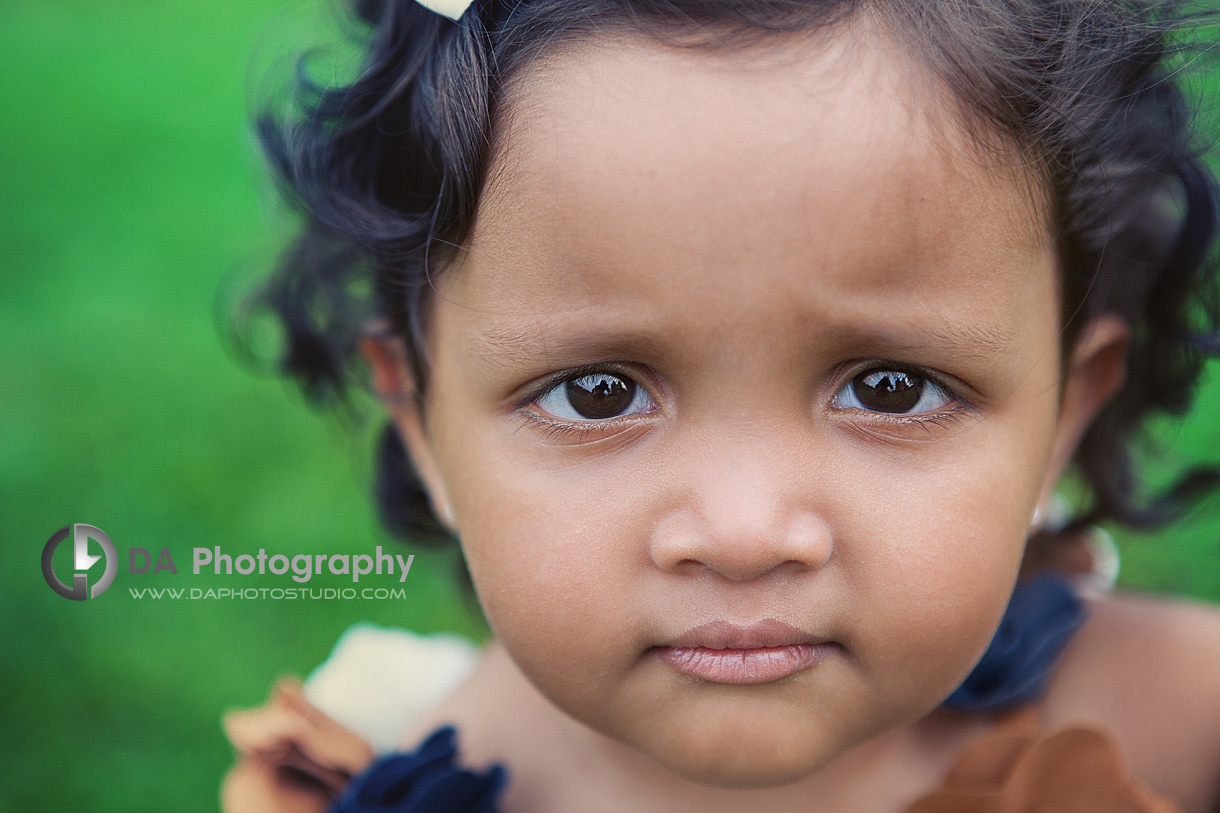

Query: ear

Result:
[1035,314,1130,509]
[358,331,458,533]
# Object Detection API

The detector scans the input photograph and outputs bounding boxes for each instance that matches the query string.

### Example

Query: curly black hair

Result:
[232,0,1220,552]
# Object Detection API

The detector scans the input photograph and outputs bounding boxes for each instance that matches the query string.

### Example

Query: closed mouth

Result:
[653,619,837,684]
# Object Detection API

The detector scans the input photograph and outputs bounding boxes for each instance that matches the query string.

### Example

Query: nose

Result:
[648,454,834,581]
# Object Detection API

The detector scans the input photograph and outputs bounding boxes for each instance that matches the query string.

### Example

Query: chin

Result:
[630,716,841,789]
[672,758,822,789]
[650,740,830,789]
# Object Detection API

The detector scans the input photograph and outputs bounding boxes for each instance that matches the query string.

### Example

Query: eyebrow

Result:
[470,317,1020,370]
[471,325,663,370]
[892,321,1020,362]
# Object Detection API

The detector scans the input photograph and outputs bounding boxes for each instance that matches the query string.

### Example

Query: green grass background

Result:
[1,2,1218,811]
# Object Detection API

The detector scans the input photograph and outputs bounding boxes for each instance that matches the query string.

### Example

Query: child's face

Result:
[382,29,1119,786]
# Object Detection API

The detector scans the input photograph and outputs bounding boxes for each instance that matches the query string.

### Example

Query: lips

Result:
[654,619,836,685]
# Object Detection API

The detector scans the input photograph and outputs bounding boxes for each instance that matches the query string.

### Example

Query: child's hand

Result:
[221,678,374,812]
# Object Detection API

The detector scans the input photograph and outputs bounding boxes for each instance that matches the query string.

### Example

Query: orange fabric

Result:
[907,706,1182,812]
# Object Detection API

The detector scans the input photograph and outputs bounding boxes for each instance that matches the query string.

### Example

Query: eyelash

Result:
[514,363,654,440]
[831,361,975,430]
[515,362,974,440]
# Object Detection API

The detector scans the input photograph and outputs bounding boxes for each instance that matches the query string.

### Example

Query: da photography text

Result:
[42,523,415,602]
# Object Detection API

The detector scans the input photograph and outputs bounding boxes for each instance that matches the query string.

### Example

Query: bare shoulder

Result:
[1044,590,1220,811]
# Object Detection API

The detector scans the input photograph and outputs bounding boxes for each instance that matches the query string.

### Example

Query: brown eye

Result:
[835,368,952,415]
[854,370,921,412]
[536,372,655,421]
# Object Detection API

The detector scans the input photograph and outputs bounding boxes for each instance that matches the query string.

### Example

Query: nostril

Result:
[648,509,706,573]
[788,513,834,569]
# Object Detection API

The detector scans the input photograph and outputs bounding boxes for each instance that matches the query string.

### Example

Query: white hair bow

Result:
[416,0,475,20]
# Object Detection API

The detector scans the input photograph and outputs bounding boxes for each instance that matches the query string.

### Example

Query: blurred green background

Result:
[1,2,1218,811]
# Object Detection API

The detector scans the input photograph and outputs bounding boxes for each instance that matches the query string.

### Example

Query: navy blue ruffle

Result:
[941,571,1087,712]
[327,727,506,813]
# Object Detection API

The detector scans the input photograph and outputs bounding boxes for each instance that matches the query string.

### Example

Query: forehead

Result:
[442,28,1055,373]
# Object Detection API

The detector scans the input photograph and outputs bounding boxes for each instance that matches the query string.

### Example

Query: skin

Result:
[360,24,1157,809]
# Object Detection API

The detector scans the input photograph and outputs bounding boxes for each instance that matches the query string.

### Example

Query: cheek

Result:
[440,433,649,673]
[831,411,1058,690]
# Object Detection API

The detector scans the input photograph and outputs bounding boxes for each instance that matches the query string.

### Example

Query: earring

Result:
[1030,503,1047,531]
[1030,494,1070,534]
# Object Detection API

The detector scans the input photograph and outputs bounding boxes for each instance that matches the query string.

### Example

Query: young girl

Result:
[221,0,1220,809]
